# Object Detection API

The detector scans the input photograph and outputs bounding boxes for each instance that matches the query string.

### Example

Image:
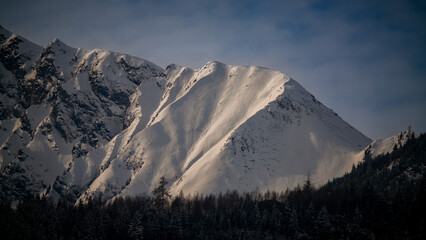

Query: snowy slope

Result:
[60,61,372,203]
[362,129,413,159]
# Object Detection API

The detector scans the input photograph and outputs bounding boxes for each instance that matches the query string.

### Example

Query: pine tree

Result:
[152,176,171,207]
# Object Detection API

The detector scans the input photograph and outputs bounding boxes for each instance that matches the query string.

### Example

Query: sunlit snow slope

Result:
[67,62,372,202]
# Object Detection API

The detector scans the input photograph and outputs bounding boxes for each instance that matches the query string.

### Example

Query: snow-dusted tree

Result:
[313,207,332,239]
[128,210,144,240]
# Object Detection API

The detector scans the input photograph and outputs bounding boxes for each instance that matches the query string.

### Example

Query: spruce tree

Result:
[152,177,171,207]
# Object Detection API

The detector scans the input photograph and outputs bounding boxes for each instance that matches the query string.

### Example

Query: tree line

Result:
[0,133,425,239]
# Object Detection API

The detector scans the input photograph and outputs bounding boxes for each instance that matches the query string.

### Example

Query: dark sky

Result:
[1,0,425,139]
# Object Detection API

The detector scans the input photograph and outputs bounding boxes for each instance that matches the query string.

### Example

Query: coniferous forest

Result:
[0,133,425,239]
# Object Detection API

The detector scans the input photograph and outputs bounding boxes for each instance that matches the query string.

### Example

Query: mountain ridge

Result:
[0,26,164,202]
[0,27,395,204]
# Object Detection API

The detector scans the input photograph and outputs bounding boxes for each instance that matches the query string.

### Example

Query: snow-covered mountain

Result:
[1,26,401,204]
[0,26,163,202]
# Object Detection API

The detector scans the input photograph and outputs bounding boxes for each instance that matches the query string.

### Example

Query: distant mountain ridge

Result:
[0,26,401,204]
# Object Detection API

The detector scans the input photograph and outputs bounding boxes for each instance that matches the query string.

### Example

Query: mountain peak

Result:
[205,60,226,66]
[166,63,178,71]
[47,37,72,49]
[1,28,374,204]
[51,38,63,44]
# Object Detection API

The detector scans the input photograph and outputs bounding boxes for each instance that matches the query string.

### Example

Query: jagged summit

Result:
[0,27,381,204]
[0,27,164,203]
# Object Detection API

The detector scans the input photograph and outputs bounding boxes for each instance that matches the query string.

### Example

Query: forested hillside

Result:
[1,132,425,239]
